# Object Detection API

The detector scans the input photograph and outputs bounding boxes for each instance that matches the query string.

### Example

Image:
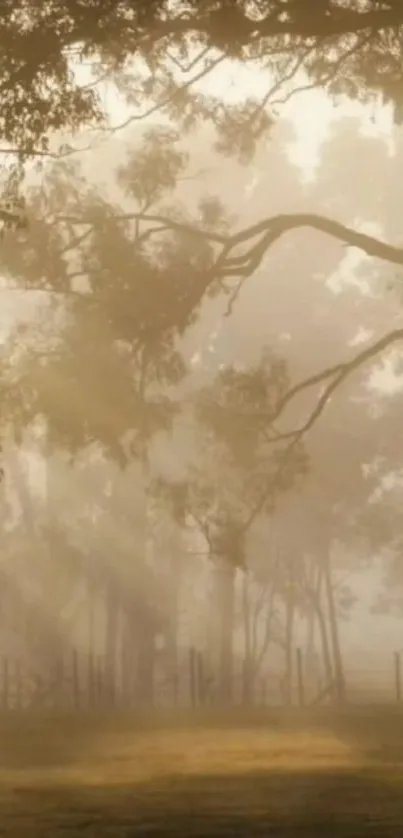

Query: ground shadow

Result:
[270,705,403,767]
[164,705,403,768]
[2,766,403,836]
[2,707,403,835]
[0,711,118,770]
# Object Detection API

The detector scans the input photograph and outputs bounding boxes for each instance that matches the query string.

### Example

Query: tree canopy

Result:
[2,1,403,156]
[0,1,401,404]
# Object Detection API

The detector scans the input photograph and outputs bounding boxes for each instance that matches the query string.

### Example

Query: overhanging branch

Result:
[240,327,403,532]
[52,209,403,338]
[217,213,403,278]
[210,328,403,441]
[272,327,403,442]
[57,210,403,273]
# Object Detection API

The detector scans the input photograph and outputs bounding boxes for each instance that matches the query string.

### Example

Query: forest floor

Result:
[1,706,403,836]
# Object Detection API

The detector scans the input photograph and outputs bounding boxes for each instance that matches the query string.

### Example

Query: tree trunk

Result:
[121,614,132,706]
[241,571,254,706]
[135,616,155,707]
[165,609,179,707]
[7,447,37,533]
[216,559,235,706]
[315,592,334,688]
[87,573,96,654]
[323,553,346,703]
[164,531,184,707]
[8,448,67,680]
[306,569,333,689]
[306,604,315,662]
[104,578,119,707]
[284,592,295,705]
[305,600,317,701]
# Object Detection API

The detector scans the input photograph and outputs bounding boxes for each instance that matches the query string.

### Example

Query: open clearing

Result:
[2,707,403,835]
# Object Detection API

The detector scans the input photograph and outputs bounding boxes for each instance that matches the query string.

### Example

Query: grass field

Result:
[2,706,403,835]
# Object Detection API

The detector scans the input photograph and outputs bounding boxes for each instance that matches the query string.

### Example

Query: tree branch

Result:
[240,327,403,533]
[51,209,403,350]
[217,213,403,278]
[150,5,403,44]
[106,53,226,136]
[56,210,403,274]
[210,327,403,443]
[270,31,373,111]
[55,211,227,244]
[271,327,403,442]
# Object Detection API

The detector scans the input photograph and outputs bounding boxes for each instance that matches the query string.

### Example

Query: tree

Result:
[2,1,403,157]
[0,1,402,436]
[1,48,403,710]
[156,348,308,704]
[0,126,229,706]
[197,113,403,705]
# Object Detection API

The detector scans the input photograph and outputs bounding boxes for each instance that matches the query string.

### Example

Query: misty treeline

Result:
[0,1,403,708]
[0,116,400,709]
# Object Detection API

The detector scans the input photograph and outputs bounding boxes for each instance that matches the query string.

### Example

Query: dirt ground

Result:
[1,706,403,836]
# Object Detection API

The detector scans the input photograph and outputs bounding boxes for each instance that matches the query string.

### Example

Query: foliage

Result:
[156,350,309,570]
[0,127,235,460]
[117,126,189,206]
[0,23,403,686]
[0,1,402,165]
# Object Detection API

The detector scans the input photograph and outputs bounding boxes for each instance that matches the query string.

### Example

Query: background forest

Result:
[0,1,403,713]
[0,111,401,711]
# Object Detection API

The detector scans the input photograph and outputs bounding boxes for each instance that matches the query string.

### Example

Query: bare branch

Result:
[166,46,212,74]
[272,327,403,442]
[2,139,106,162]
[217,213,403,278]
[55,211,228,244]
[271,32,373,111]
[196,328,403,435]
[240,327,403,534]
[189,512,213,555]
[106,54,226,136]
[242,434,301,531]
[248,43,316,123]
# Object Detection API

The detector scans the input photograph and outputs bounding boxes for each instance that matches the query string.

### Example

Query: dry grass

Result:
[1,707,403,835]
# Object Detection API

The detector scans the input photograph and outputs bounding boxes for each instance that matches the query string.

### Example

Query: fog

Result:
[0,57,402,713]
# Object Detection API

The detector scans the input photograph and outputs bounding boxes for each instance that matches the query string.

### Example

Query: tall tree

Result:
[157,348,308,704]
[0,2,402,432]
[0,126,229,705]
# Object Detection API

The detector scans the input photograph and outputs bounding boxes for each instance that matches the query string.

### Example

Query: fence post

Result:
[296,648,305,707]
[395,651,401,702]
